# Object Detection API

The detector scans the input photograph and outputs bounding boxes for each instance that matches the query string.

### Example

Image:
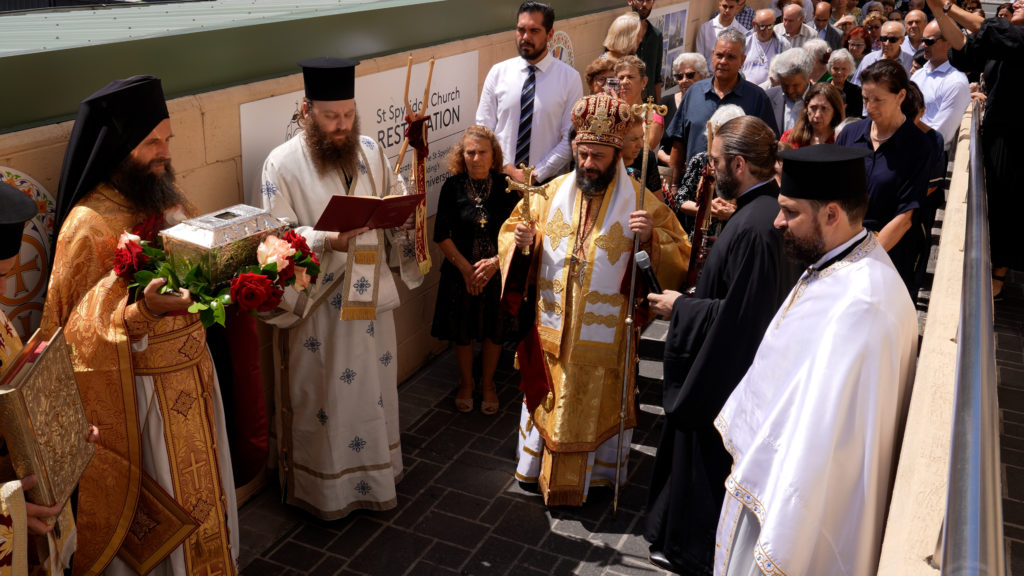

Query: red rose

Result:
[230,272,283,313]
[282,230,312,256]
[307,252,320,284]
[131,213,165,243]
[113,241,149,277]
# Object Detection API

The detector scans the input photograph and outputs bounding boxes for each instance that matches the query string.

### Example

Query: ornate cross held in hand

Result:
[505,164,548,256]
[393,55,435,175]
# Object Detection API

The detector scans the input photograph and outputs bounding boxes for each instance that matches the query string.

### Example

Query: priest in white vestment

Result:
[713,145,918,576]
[261,58,423,520]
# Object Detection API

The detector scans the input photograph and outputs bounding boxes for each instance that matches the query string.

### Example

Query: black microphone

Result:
[635,250,662,294]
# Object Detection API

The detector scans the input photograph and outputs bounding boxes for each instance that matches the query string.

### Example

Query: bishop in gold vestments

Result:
[41,76,238,576]
[501,94,690,506]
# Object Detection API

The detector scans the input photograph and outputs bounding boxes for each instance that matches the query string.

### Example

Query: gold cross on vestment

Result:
[594,222,634,265]
[183,453,207,491]
[506,164,548,255]
[544,208,572,251]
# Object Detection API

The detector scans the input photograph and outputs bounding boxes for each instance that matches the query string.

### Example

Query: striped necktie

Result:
[515,64,538,168]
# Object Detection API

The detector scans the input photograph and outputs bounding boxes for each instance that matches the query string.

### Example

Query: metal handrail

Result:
[941,100,1004,575]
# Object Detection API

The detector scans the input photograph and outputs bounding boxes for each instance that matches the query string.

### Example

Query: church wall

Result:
[0,1,701,388]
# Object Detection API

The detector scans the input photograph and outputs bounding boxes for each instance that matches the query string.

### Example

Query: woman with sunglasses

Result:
[658,52,708,167]
[843,26,873,69]
[862,12,886,51]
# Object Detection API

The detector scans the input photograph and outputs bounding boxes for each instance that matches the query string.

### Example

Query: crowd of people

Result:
[0,0,1017,574]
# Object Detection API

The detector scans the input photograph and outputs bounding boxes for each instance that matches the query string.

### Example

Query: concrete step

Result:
[639,319,669,361]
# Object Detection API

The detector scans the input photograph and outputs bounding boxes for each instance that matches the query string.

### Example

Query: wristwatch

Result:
[943,0,953,13]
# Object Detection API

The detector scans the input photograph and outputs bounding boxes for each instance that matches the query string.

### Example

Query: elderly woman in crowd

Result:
[843,26,873,68]
[781,82,845,146]
[615,55,663,151]
[836,60,931,293]
[584,57,617,95]
[803,38,832,82]
[828,48,863,117]
[672,104,745,235]
[603,12,642,60]
[431,126,520,415]
[863,12,886,50]
[658,52,707,167]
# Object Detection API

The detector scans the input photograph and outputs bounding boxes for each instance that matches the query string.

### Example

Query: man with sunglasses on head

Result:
[741,9,783,85]
[852,20,914,86]
[629,0,665,102]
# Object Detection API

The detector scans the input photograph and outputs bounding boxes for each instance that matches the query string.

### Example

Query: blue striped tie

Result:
[515,65,537,168]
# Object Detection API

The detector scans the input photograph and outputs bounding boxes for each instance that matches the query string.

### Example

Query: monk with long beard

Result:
[42,75,238,576]
[260,58,424,520]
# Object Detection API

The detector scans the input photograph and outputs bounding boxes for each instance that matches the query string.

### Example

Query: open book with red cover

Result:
[314,193,425,232]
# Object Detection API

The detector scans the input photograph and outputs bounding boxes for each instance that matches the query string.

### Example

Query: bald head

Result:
[782,4,805,35]
[922,19,950,65]
[814,2,832,29]
[880,20,905,59]
[753,9,777,40]
[904,9,926,42]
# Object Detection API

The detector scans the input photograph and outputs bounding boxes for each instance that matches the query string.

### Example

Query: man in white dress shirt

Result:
[742,9,783,85]
[476,1,583,184]
[697,0,750,65]
[852,20,914,85]
[713,145,918,576]
[776,3,817,49]
[911,19,971,151]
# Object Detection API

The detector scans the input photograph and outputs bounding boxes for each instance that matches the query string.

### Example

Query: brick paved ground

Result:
[238,346,674,576]
[996,271,1024,576]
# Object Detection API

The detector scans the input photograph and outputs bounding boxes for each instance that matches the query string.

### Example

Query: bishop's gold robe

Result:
[40,184,237,576]
[499,165,690,506]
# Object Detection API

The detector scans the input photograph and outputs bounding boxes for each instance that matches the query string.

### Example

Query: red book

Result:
[314,194,425,232]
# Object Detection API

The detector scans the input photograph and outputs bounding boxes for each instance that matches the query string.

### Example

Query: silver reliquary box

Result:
[160,204,287,288]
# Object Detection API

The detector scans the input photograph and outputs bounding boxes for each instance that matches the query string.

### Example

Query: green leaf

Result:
[188,301,209,314]
[212,300,227,326]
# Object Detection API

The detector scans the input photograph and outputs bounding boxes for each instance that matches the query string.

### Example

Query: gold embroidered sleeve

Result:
[645,190,691,292]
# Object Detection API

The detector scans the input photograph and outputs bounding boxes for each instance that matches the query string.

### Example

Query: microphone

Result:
[634,250,662,294]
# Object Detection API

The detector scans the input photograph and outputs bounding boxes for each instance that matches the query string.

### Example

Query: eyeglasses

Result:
[866,24,881,30]
[879,35,902,43]
[754,23,774,30]
[921,36,942,45]
[848,42,866,48]
[673,71,698,81]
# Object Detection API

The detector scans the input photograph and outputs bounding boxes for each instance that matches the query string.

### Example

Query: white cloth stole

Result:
[538,161,635,364]
[341,143,384,321]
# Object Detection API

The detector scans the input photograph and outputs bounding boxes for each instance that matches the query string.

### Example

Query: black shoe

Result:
[517,480,540,494]
[649,550,682,574]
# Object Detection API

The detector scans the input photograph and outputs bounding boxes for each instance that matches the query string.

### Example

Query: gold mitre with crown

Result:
[571,94,633,149]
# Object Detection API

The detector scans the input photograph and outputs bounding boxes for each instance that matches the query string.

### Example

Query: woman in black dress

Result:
[431,126,519,415]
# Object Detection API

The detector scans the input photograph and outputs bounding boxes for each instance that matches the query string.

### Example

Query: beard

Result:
[576,154,619,196]
[783,221,827,266]
[109,156,183,216]
[303,112,361,178]
[632,5,652,19]
[715,162,741,201]
[517,39,548,62]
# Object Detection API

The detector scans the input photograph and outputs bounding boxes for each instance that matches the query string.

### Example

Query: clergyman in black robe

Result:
[643,116,801,575]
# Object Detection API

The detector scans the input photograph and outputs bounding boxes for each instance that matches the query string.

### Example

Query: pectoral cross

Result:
[570,255,587,288]
[505,164,548,255]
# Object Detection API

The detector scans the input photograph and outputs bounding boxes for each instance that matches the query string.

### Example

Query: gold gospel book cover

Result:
[0,327,95,507]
